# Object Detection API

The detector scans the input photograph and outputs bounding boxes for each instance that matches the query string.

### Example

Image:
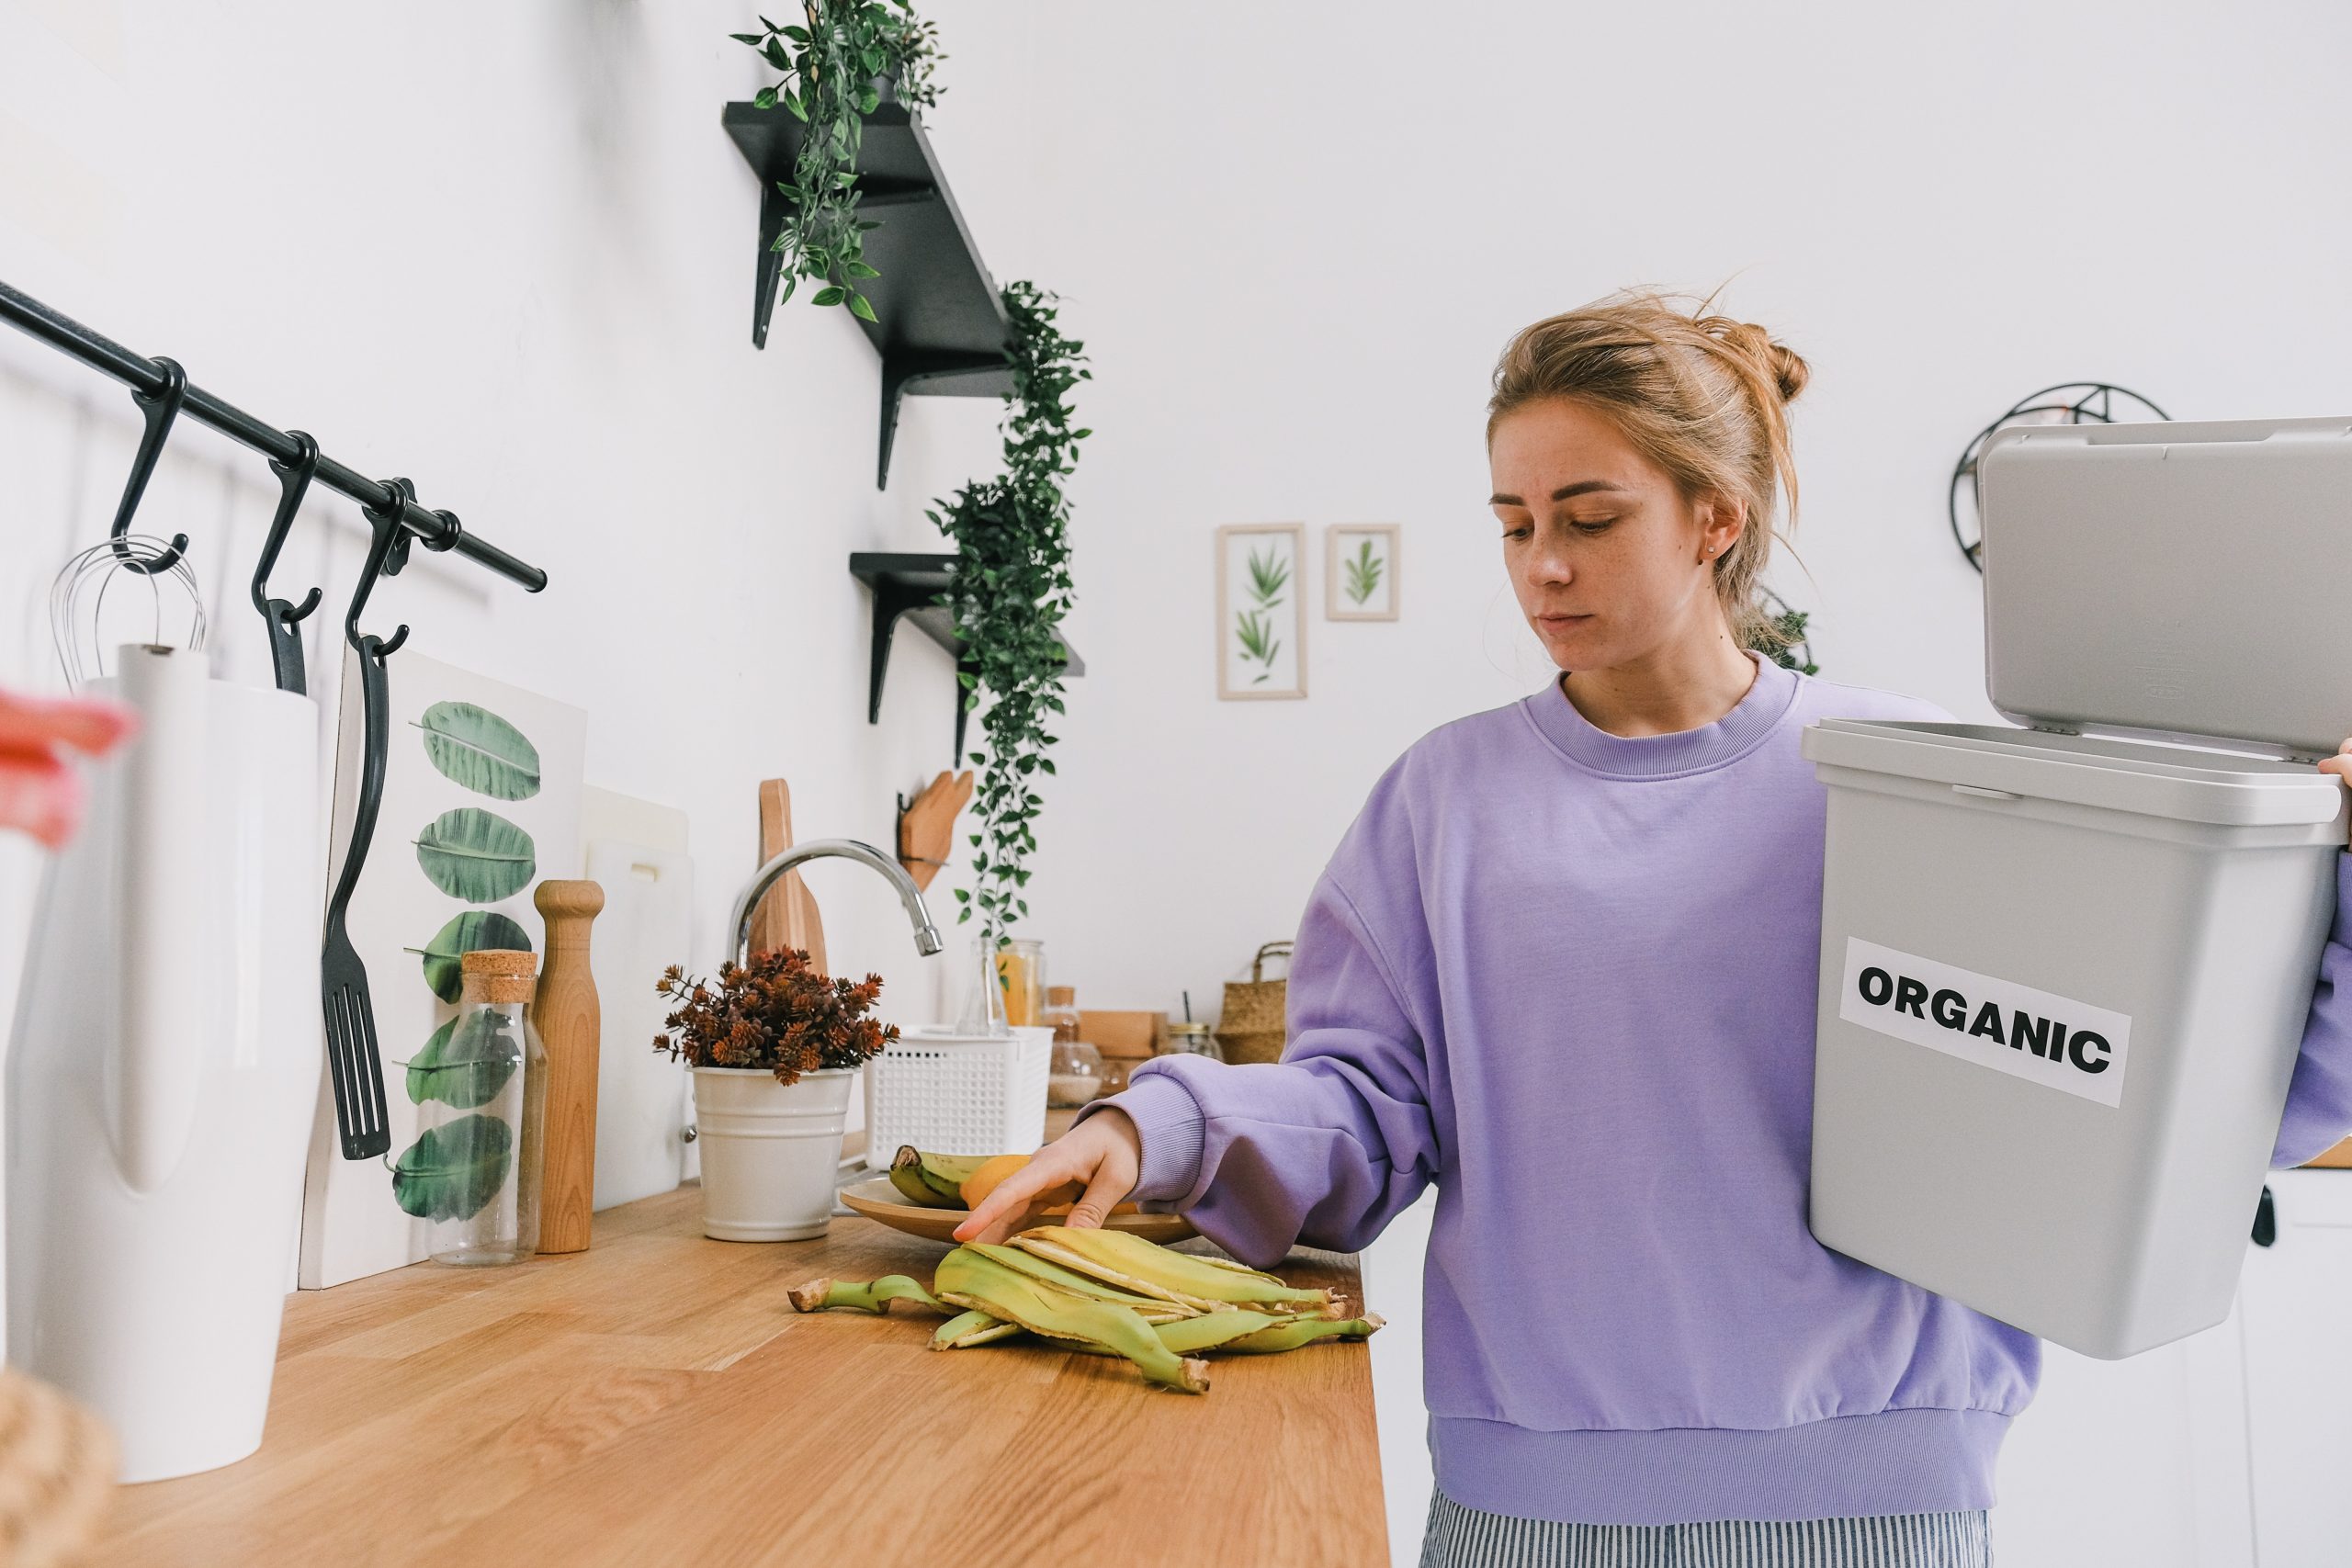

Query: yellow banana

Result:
[965,1242,1200,1322]
[888,1145,987,1207]
[931,1308,1023,1348]
[1010,1226,1340,1316]
[786,1274,945,1314]
[934,1247,1210,1394]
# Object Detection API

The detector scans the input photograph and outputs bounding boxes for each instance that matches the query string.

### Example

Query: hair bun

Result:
[1763,339,1809,404]
[1715,319,1809,405]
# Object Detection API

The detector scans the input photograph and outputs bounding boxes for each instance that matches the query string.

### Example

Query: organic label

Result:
[1838,938,2132,1108]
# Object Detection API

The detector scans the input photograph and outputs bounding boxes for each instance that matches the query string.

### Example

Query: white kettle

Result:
[6,644,323,1482]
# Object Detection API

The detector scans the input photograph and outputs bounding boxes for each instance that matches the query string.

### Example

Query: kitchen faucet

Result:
[724,837,945,969]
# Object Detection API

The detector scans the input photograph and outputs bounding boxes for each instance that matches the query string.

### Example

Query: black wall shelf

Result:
[724,95,1014,491]
[850,551,1083,761]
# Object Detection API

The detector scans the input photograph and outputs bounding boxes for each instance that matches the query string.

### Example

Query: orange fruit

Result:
[960,1152,1079,1212]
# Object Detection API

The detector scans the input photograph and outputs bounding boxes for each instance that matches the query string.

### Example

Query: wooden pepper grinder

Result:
[533,879,604,1254]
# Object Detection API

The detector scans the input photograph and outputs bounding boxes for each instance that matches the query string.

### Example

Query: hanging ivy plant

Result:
[731,3,945,322]
[930,282,1090,949]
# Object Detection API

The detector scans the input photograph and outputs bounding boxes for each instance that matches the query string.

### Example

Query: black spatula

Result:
[319,481,413,1160]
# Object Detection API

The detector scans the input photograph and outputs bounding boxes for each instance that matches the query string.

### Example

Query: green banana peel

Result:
[1222,1313,1385,1353]
[965,1242,1200,1322]
[934,1247,1210,1394]
[786,1274,944,1314]
[931,1308,1023,1348]
[1010,1227,1340,1316]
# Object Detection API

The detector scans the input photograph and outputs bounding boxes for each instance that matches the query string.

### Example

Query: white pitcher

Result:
[6,644,323,1483]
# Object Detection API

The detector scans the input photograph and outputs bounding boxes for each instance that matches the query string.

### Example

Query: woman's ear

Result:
[1695,494,1747,562]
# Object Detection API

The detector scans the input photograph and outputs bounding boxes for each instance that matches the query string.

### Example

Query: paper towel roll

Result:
[110,642,209,1194]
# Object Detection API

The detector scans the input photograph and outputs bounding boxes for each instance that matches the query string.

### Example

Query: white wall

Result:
[6,1,2352,1561]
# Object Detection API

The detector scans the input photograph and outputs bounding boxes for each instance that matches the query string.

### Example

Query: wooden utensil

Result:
[835,1177,1197,1246]
[752,778,826,973]
[534,879,605,1254]
[896,769,973,891]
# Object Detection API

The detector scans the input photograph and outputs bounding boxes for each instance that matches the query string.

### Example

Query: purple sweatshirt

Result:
[1078,649,2352,1525]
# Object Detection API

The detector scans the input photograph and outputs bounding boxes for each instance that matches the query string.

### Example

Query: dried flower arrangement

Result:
[653,948,900,1086]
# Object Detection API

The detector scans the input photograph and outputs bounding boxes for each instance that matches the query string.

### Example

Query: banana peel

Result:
[964,1242,1200,1323]
[786,1274,944,1314]
[932,1308,1023,1348]
[934,1247,1210,1394]
[1010,1226,1342,1316]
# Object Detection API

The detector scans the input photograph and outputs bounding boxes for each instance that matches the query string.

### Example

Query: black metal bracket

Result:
[724,100,1015,491]
[878,349,1014,491]
[849,551,1082,762]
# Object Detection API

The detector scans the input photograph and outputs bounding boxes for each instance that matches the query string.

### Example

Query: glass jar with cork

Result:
[1044,985,1104,1108]
[393,948,547,1266]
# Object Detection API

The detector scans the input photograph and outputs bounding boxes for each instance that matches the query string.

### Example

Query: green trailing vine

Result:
[1747,604,1818,675]
[929,282,1090,949]
[732,3,945,322]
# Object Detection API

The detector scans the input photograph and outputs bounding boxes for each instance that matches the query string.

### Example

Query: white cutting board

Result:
[582,796,695,1211]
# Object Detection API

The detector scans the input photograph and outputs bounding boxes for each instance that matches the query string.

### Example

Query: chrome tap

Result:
[724,837,944,969]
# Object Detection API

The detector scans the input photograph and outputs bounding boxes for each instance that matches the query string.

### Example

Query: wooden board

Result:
[751,779,825,974]
[95,1190,1383,1567]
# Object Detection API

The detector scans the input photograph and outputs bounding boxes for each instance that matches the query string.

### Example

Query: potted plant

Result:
[654,948,900,1241]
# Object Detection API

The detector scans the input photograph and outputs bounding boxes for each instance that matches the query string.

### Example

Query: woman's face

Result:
[1489,397,1742,671]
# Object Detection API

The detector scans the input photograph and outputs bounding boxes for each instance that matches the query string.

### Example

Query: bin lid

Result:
[1804,717,2345,828]
[1979,415,2352,762]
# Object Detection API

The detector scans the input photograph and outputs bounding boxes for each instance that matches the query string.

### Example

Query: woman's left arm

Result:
[2268,742,2352,1168]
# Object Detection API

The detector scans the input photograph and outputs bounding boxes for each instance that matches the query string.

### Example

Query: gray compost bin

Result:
[1804,415,2352,1359]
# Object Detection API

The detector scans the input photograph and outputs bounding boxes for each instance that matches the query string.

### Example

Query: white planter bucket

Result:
[691,1066,853,1241]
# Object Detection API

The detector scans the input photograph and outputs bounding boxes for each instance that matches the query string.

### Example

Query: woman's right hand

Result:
[952,1107,1143,1246]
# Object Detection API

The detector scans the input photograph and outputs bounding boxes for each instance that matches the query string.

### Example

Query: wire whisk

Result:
[49,532,209,690]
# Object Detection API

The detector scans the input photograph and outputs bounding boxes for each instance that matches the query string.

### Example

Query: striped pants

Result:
[1419,1487,1994,1567]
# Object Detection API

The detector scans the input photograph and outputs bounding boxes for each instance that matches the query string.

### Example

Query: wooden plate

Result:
[836,1177,1197,1246]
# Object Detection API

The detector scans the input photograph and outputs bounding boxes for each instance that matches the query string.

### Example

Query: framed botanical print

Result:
[1326,524,1399,621]
[1216,523,1306,700]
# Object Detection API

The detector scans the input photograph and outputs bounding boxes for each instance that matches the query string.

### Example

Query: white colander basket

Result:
[865,1025,1052,1161]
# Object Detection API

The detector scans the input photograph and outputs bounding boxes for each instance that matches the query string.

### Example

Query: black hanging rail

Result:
[0,278,548,593]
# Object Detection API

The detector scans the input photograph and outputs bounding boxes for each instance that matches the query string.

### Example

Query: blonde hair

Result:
[1487,287,1809,652]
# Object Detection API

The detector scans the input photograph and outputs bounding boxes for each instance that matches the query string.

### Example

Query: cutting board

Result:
[584,836,695,1212]
[752,777,826,972]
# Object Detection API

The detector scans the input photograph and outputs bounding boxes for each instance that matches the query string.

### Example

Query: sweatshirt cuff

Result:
[1073,1066,1205,1203]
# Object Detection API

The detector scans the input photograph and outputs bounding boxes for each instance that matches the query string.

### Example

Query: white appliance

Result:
[6,645,323,1481]
[1805,417,2352,1359]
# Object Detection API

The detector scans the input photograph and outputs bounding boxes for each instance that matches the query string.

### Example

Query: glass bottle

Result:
[998,937,1046,1029]
[397,948,546,1266]
[954,933,1012,1037]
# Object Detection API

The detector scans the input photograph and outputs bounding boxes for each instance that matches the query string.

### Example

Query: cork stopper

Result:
[1047,986,1076,1006]
[459,949,537,1006]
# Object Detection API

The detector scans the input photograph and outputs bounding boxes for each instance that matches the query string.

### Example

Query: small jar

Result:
[1164,1021,1221,1060]
[395,948,546,1266]
[1049,1039,1105,1107]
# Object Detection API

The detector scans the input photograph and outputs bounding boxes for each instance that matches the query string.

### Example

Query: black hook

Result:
[347,477,413,661]
[254,431,323,620]
[251,431,325,694]
[109,355,192,575]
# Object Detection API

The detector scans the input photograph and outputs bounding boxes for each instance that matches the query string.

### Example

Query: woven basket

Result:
[0,1365,117,1566]
[1215,941,1293,1065]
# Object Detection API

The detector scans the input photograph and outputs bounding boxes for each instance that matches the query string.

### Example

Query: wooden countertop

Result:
[93,1184,1386,1567]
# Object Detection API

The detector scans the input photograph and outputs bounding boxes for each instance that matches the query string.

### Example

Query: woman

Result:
[957,290,2352,1565]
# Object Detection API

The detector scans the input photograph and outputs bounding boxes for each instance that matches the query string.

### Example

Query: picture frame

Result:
[1216,523,1307,700]
[1325,524,1400,621]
